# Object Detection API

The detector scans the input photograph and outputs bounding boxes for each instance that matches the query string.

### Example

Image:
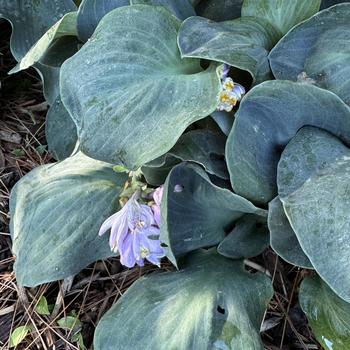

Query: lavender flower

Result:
[217,64,245,112]
[151,185,163,227]
[221,63,230,80]
[99,190,165,268]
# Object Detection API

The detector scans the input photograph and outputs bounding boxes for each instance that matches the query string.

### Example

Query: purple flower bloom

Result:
[151,186,163,227]
[99,192,165,268]
[221,64,230,80]
[217,76,245,112]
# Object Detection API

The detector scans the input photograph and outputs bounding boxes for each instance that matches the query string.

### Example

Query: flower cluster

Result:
[99,187,165,268]
[217,64,245,112]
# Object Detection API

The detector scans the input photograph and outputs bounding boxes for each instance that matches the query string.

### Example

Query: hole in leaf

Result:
[217,305,226,315]
[173,184,184,193]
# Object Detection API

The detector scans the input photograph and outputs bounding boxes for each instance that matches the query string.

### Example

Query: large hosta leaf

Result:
[300,275,350,350]
[226,80,350,205]
[77,0,129,42]
[142,129,228,185]
[38,64,61,105]
[94,249,273,350]
[241,0,321,36]
[0,0,76,104]
[211,111,235,136]
[217,214,269,259]
[131,0,195,20]
[161,163,266,265]
[178,16,280,83]
[269,4,350,106]
[277,126,349,198]
[268,197,312,268]
[282,157,350,302]
[195,0,243,21]
[10,153,127,286]
[39,36,80,68]
[61,5,221,169]
[0,0,76,61]
[321,0,349,9]
[46,96,78,160]
[10,12,78,74]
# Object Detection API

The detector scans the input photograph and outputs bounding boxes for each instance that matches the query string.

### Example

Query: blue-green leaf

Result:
[321,0,348,9]
[195,0,243,21]
[178,16,280,83]
[300,275,350,350]
[211,111,235,136]
[131,0,195,20]
[277,126,350,198]
[46,96,78,160]
[77,0,129,42]
[269,4,350,106]
[94,249,273,350]
[160,163,266,266]
[61,5,221,169]
[10,12,78,74]
[39,36,80,67]
[217,214,269,259]
[0,0,76,104]
[142,129,228,186]
[282,157,350,302]
[38,64,61,105]
[241,0,321,36]
[0,0,76,61]
[226,80,350,205]
[268,197,312,268]
[10,152,127,287]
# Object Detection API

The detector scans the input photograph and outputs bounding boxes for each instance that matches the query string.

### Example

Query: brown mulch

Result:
[0,20,321,350]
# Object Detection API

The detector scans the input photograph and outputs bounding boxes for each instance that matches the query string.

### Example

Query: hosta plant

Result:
[2,0,350,349]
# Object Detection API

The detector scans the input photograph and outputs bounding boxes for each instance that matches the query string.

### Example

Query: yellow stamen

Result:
[223,80,234,91]
[140,247,149,258]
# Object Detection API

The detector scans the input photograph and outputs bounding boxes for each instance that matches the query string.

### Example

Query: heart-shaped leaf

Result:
[226,80,350,205]
[211,111,235,136]
[46,96,78,160]
[269,3,350,106]
[217,214,269,259]
[61,5,221,169]
[131,0,195,20]
[10,12,78,74]
[300,275,350,350]
[94,249,273,350]
[142,129,228,186]
[0,0,76,104]
[178,16,280,83]
[282,157,350,302]
[160,163,266,266]
[10,152,127,287]
[241,0,321,36]
[195,0,243,21]
[277,126,350,198]
[77,0,129,42]
[9,326,31,348]
[39,36,80,67]
[0,0,76,61]
[268,197,312,268]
